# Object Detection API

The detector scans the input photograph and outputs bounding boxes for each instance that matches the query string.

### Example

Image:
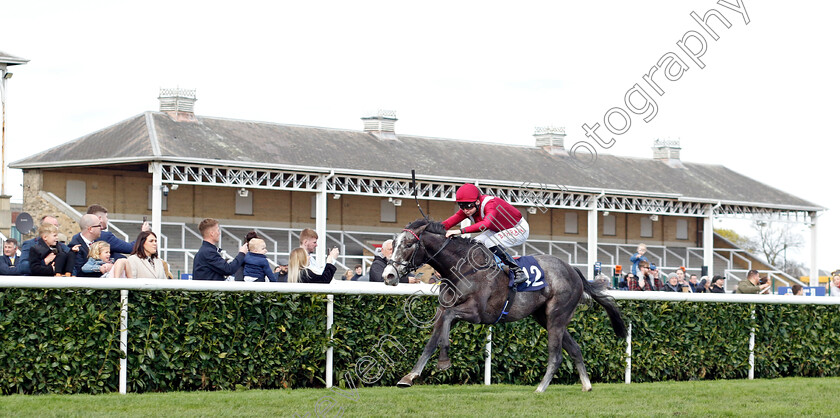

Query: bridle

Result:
[387,228,451,279]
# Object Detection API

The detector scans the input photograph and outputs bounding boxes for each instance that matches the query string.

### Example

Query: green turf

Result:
[0,377,835,417]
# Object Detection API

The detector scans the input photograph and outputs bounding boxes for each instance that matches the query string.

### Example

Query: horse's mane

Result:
[405,218,479,247]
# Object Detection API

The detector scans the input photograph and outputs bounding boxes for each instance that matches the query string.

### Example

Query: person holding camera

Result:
[29,223,75,276]
[288,246,340,283]
[735,269,770,294]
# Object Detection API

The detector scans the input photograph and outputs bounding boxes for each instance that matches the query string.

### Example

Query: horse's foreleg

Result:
[562,331,592,392]
[397,307,446,388]
[437,301,480,371]
[435,312,459,371]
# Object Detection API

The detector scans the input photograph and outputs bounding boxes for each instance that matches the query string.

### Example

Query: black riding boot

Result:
[490,246,527,286]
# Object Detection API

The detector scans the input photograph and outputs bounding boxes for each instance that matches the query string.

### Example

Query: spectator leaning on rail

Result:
[663,273,682,292]
[630,243,649,276]
[81,241,112,277]
[234,230,259,281]
[0,238,20,275]
[735,269,771,294]
[288,246,339,283]
[441,183,529,285]
[274,258,289,282]
[69,214,111,277]
[828,274,840,296]
[709,275,726,293]
[193,218,248,281]
[629,260,662,291]
[242,238,277,282]
[29,223,75,276]
[86,204,150,260]
[688,274,705,293]
[18,216,71,275]
[111,231,168,279]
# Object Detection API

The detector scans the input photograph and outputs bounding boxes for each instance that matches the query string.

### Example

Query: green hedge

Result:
[1,288,839,394]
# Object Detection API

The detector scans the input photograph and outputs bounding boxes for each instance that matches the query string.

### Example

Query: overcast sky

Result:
[3,0,838,271]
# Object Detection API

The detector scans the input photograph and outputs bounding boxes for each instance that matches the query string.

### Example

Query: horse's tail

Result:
[573,267,627,339]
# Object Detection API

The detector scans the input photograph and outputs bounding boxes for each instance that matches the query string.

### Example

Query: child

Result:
[81,241,113,277]
[243,238,277,282]
[29,223,75,276]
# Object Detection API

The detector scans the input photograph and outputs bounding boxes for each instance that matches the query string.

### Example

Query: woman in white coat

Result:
[112,231,168,279]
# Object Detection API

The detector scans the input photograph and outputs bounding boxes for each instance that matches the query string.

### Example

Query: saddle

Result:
[492,256,547,324]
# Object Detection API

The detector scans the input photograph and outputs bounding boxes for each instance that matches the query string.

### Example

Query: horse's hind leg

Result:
[562,331,592,392]
[398,307,446,387]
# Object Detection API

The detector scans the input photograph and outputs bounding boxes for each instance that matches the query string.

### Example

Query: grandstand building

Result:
[10,89,824,288]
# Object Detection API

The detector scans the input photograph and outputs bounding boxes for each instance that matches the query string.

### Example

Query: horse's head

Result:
[383,219,443,286]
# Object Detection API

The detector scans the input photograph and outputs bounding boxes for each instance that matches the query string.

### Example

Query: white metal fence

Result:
[2,277,838,394]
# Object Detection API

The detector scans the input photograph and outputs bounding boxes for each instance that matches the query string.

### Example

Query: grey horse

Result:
[382,219,627,393]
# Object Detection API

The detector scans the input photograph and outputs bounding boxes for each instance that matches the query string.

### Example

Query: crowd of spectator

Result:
[2,221,837,292]
[0,204,442,284]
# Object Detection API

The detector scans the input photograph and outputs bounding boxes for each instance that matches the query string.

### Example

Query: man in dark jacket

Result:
[369,239,416,283]
[192,218,247,281]
[68,214,108,277]
[0,239,20,275]
[87,204,149,260]
[710,275,727,293]
[368,239,392,282]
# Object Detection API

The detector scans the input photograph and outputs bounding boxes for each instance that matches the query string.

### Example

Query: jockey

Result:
[442,183,530,285]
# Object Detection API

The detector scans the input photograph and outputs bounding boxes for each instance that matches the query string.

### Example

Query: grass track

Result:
[1,377,836,417]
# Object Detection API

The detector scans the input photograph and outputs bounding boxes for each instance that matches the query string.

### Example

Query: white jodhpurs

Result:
[473,218,529,249]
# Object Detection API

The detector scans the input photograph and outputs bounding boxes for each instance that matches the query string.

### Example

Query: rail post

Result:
[624,322,632,384]
[119,289,129,394]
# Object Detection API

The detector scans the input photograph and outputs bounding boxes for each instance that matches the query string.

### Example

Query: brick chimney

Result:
[158,88,197,122]
[652,139,684,168]
[361,110,397,140]
[534,126,567,155]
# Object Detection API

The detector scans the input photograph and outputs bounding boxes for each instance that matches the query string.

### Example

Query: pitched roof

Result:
[0,50,29,65]
[11,112,822,211]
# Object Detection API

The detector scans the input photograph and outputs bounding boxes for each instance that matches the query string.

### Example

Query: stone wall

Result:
[22,169,79,239]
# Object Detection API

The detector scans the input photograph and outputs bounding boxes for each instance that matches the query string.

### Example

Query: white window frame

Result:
[66,180,86,207]
[565,212,578,234]
[603,214,616,236]
[641,216,653,238]
[380,199,397,223]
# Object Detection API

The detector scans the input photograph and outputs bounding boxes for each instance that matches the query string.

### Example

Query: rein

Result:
[396,228,452,273]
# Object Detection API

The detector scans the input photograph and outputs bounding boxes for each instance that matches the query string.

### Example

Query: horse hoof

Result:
[582,385,592,392]
[436,359,451,371]
[397,374,415,388]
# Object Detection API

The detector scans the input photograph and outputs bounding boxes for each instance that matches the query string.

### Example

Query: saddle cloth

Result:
[496,255,547,292]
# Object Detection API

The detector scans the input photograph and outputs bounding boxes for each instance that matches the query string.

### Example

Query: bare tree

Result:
[752,221,804,268]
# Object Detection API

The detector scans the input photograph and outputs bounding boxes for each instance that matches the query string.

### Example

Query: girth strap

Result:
[493,286,518,324]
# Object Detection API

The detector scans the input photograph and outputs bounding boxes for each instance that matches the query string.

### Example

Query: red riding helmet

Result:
[455,183,481,202]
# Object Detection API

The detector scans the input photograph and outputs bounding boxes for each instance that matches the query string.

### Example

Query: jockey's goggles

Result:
[458,202,477,210]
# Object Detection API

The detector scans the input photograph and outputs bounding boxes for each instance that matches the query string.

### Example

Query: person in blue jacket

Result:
[242,238,277,282]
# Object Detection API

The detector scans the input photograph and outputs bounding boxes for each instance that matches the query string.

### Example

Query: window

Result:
[235,190,253,215]
[603,214,616,236]
[311,195,317,219]
[564,212,578,234]
[676,219,689,240]
[381,199,396,223]
[66,180,86,206]
[640,216,653,238]
[147,185,168,211]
